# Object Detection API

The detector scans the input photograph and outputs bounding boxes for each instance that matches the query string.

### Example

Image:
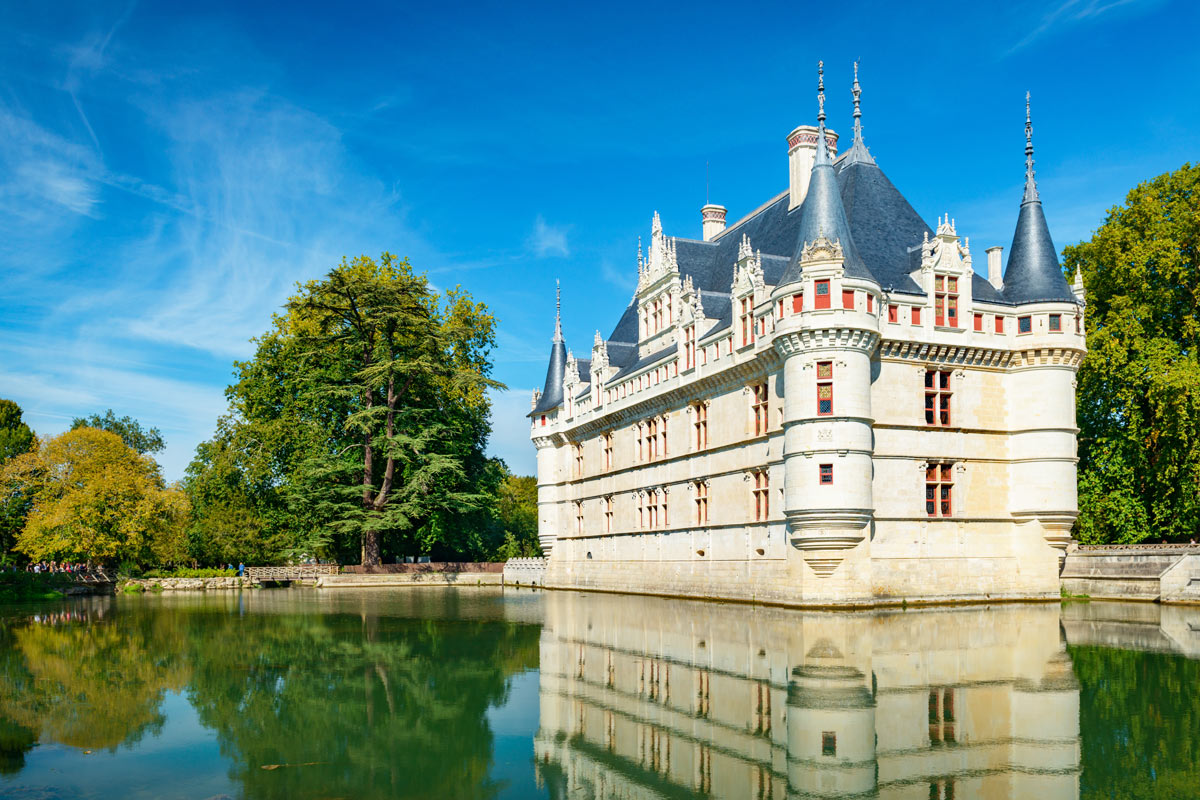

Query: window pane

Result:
[941,464,952,481]
[817,362,833,379]
[818,399,832,414]
[1019,316,1032,333]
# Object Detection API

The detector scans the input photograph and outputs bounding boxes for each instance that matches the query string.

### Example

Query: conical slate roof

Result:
[1002,95,1075,305]
[779,67,872,287]
[531,286,568,414]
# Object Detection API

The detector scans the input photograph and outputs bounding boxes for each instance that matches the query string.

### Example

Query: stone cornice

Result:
[878,339,1013,368]
[773,326,880,356]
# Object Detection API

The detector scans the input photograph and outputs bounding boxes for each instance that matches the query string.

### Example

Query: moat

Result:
[1,589,1197,799]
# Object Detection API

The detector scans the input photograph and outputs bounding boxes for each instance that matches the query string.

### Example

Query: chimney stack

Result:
[985,246,1004,290]
[701,204,727,241]
[787,125,838,210]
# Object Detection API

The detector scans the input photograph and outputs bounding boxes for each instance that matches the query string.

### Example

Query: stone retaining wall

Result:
[503,558,547,586]
[1061,545,1200,603]
[317,572,502,588]
[123,577,249,591]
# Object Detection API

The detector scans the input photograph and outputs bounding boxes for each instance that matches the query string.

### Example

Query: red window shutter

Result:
[888,305,898,323]
[815,280,830,309]
[912,307,921,325]
[973,313,983,331]
[867,294,874,312]
[842,289,855,309]
[793,294,803,313]
[995,316,1004,333]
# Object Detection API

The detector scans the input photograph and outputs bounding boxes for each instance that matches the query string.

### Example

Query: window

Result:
[924,370,952,426]
[647,418,658,460]
[659,416,668,457]
[604,496,613,533]
[647,489,659,527]
[995,315,1005,334]
[814,280,831,309]
[740,298,755,346]
[934,276,958,327]
[636,423,645,462]
[973,313,983,332]
[1049,313,1062,332]
[752,383,769,435]
[817,361,833,416]
[819,464,833,484]
[575,501,584,534]
[684,325,696,369]
[888,304,898,323]
[573,443,584,478]
[822,732,837,757]
[792,293,803,313]
[929,688,957,745]
[912,307,922,325]
[752,470,769,520]
[842,289,855,309]
[660,490,669,527]
[652,298,663,333]
[637,492,645,528]
[925,463,954,517]
[1018,315,1032,334]
[603,433,613,471]
[776,298,784,319]
[666,292,672,325]
[693,402,708,449]
[695,480,708,524]
[867,294,874,312]
[540,414,547,427]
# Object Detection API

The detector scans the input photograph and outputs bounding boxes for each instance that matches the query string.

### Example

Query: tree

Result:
[0,400,36,560]
[193,253,503,566]
[495,473,540,559]
[1,428,189,565]
[0,400,34,463]
[70,409,165,455]
[1063,163,1200,543]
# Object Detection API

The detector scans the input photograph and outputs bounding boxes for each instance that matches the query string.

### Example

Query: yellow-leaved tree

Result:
[1,428,189,566]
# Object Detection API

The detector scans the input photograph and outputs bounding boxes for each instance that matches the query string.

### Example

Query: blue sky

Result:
[2,0,1197,480]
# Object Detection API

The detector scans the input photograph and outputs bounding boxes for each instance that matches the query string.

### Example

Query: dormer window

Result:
[740,298,755,347]
[815,280,831,309]
[684,325,696,369]
[934,276,958,327]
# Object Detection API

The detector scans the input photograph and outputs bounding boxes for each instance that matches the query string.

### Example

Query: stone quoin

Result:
[528,64,1085,607]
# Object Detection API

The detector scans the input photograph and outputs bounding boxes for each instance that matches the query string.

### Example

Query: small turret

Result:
[531,281,569,415]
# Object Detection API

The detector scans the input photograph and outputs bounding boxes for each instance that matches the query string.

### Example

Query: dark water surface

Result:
[0,589,1197,800]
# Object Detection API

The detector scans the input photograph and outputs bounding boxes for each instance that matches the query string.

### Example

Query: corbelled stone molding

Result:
[773,327,880,357]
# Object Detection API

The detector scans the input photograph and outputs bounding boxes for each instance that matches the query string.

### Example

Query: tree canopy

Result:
[1064,163,1200,543]
[1,428,188,565]
[0,400,34,463]
[70,409,166,455]
[184,253,516,565]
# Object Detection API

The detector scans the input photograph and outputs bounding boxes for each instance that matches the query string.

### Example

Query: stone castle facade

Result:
[528,65,1086,607]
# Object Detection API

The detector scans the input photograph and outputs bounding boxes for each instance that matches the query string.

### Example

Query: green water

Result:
[0,589,1196,800]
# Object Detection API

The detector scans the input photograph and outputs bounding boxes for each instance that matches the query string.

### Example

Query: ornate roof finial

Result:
[553,279,563,343]
[637,236,643,270]
[1023,91,1039,204]
[852,61,862,142]
[817,60,826,126]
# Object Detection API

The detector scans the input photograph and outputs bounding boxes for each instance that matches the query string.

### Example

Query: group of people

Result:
[25,561,92,574]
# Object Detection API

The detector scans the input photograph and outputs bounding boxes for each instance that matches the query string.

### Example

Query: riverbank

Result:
[0,572,78,602]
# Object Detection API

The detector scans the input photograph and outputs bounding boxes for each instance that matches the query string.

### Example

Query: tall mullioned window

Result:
[605,495,613,533]
[647,418,659,460]
[934,276,958,327]
[684,324,696,369]
[925,463,953,518]
[752,383,769,435]
[659,416,668,457]
[752,470,769,521]
[817,361,833,416]
[602,433,613,471]
[647,489,659,528]
[740,298,755,347]
[924,370,952,426]
[694,480,708,524]
[573,443,584,478]
[693,402,708,449]
[575,501,584,534]
[814,280,831,309]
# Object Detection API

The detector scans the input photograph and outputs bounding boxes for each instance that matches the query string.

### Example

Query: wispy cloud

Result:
[1006,0,1158,54]
[528,215,569,257]
[600,257,635,291]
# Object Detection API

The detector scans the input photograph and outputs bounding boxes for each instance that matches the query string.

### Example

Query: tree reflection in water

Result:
[0,591,1198,800]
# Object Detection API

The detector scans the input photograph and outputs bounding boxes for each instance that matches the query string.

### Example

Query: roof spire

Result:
[553,279,563,343]
[1023,91,1039,203]
[817,60,826,125]
[844,61,876,166]
[852,61,862,142]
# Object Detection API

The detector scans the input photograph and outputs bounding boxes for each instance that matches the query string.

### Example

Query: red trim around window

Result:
[815,280,830,309]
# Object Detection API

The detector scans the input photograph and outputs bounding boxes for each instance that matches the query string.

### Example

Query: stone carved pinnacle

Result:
[1023,91,1040,203]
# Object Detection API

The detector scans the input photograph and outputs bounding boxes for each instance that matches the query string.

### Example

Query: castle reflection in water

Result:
[533,593,1079,800]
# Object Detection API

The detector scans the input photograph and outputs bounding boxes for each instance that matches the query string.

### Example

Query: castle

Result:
[528,64,1086,607]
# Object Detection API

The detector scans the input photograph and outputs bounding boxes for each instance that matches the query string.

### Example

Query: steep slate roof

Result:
[1002,193,1074,303]
[1001,97,1075,305]
[531,337,567,414]
[778,118,871,286]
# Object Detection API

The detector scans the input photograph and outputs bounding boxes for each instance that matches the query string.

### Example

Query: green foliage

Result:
[186,253,504,566]
[70,409,166,455]
[1,428,189,566]
[0,571,74,602]
[1063,163,1200,543]
[0,400,34,464]
[0,400,35,559]
[140,568,237,578]
[1072,645,1200,799]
